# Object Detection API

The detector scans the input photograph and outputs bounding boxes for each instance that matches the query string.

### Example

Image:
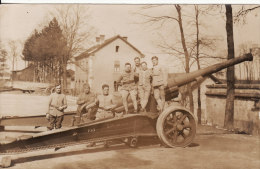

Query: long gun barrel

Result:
[167,53,253,89]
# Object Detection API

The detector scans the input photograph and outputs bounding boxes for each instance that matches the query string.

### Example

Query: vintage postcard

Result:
[0,1,259,168]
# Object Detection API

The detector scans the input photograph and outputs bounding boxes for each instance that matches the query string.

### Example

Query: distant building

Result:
[0,71,11,80]
[11,64,75,92]
[216,45,260,82]
[74,35,144,94]
[12,64,34,82]
[235,46,260,81]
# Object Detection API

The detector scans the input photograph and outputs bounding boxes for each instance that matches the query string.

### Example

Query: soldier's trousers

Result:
[76,106,98,121]
[153,85,165,111]
[138,85,151,109]
[120,89,138,112]
[48,115,64,130]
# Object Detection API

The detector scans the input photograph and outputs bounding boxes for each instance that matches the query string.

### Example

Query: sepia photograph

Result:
[0,1,259,168]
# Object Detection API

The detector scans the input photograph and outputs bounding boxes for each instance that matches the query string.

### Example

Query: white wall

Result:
[92,38,143,93]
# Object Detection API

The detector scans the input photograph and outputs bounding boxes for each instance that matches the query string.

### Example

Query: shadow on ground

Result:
[11,137,200,168]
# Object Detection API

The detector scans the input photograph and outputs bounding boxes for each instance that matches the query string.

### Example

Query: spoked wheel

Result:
[156,106,197,148]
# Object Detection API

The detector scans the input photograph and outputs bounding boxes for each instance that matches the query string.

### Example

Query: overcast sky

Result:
[0,4,259,72]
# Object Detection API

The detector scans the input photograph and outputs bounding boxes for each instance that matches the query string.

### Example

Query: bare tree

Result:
[194,5,202,124]
[191,5,222,124]
[0,42,8,78]
[224,4,235,130]
[51,5,96,90]
[234,5,260,23]
[8,40,19,83]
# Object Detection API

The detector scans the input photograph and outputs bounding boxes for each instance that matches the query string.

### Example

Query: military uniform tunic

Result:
[49,93,67,117]
[118,71,136,91]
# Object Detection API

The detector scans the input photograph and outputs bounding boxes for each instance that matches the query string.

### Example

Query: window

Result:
[115,46,119,52]
[114,60,120,72]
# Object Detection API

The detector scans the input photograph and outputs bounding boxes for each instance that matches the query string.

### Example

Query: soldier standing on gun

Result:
[46,84,67,130]
[151,56,168,113]
[138,61,152,114]
[74,83,96,125]
[117,63,138,114]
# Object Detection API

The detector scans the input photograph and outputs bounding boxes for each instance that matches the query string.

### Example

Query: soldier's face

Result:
[134,59,140,66]
[152,58,158,66]
[142,63,147,70]
[56,86,61,94]
[103,87,109,95]
[84,87,90,94]
[125,65,131,72]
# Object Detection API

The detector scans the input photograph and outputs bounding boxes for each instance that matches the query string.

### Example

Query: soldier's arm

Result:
[85,102,96,109]
[76,94,85,105]
[107,96,117,110]
[117,75,123,84]
[47,94,53,114]
[61,95,68,110]
[84,93,98,109]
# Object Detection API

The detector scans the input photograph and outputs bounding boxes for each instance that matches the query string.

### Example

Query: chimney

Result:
[122,36,128,41]
[96,37,100,44]
[100,34,105,44]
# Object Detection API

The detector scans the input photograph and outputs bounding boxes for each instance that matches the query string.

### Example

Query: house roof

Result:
[74,35,144,60]
[12,64,34,73]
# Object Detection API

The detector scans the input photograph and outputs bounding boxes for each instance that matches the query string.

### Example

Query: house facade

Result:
[74,35,144,94]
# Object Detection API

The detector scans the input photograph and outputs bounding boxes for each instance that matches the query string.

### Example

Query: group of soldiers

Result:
[46,56,168,130]
[118,56,168,115]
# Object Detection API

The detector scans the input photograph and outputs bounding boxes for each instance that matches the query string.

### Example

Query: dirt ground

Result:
[0,93,259,169]
[1,129,259,169]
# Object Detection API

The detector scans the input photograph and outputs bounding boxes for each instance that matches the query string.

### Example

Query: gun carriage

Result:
[0,53,253,168]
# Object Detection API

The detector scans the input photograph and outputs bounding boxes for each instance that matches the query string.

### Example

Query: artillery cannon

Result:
[0,53,253,167]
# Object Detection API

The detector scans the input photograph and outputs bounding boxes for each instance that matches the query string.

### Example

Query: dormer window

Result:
[116,46,119,52]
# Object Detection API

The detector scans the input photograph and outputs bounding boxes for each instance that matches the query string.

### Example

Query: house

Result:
[74,35,144,94]
[0,71,11,80]
[12,64,35,82]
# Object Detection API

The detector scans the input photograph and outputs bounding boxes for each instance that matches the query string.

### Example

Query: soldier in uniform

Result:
[151,56,168,113]
[117,63,138,114]
[95,84,117,120]
[138,61,152,113]
[46,84,67,130]
[74,83,96,124]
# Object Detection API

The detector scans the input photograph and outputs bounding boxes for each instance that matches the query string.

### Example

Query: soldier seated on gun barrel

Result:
[73,83,97,125]
[91,84,117,120]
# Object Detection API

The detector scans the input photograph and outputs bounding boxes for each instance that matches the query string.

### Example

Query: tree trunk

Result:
[224,4,235,130]
[62,63,67,91]
[195,5,202,124]
[175,5,194,113]
[61,54,68,91]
